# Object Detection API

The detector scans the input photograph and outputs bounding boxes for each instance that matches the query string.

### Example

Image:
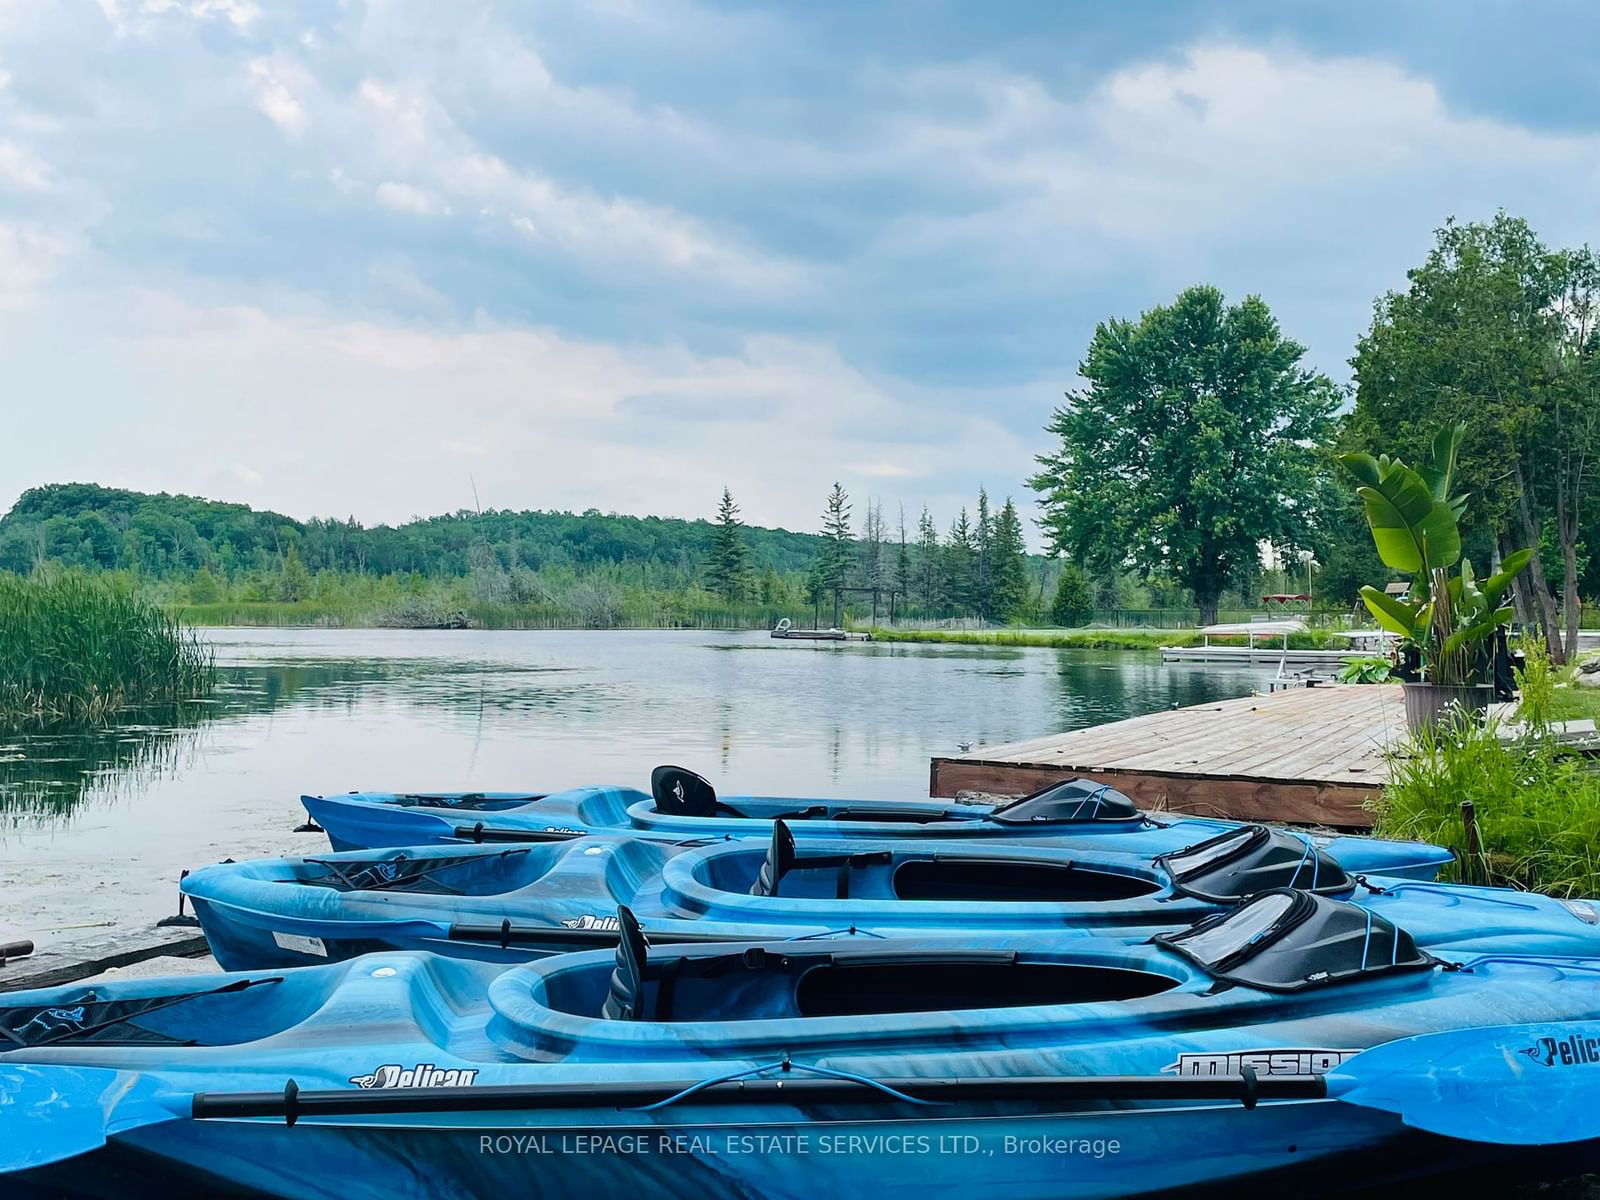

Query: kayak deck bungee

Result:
[181,819,1600,970]
[300,766,1453,880]
[6,895,1600,1198]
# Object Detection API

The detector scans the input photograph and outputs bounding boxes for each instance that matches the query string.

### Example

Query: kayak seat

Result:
[602,907,794,1021]
[652,765,747,820]
[749,820,891,899]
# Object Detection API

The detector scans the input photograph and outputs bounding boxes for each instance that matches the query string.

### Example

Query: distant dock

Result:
[930,684,1408,829]
[770,625,871,642]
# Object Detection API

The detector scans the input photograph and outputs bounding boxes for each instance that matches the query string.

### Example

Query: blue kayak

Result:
[5,894,1600,1198]
[300,768,1452,881]
[181,820,1599,969]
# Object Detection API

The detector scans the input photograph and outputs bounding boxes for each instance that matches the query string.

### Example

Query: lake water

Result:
[0,628,1272,947]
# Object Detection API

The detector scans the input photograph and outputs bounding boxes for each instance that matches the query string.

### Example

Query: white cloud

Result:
[374,181,447,216]
[248,59,307,134]
[0,139,50,191]
[878,44,1600,253]
[0,288,1035,534]
[346,78,800,291]
[0,223,68,308]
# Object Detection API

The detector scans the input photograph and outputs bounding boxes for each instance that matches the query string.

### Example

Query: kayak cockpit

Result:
[479,895,1446,1061]
[568,910,1182,1025]
[744,821,1161,902]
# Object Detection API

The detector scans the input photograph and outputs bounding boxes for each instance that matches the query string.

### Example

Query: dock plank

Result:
[930,685,1405,829]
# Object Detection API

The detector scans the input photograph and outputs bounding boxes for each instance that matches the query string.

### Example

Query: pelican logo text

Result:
[349,1063,479,1089]
[1521,1034,1600,1068]
[561,915,621,932]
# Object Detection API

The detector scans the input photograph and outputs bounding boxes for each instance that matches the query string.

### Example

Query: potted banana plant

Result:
[1337,426,1531,731]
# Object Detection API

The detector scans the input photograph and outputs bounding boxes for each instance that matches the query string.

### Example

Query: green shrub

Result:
[1050,564,1094,628]
[1336,656,1394,683]
[1375,712,1600,896]
[1514,634,1555,733]
[0,569,214,727]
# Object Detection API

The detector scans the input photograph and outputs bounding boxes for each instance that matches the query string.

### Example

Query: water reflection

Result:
[0,629,1278,940]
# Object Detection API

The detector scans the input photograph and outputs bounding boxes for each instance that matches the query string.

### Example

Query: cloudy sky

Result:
[2,2,1597,538]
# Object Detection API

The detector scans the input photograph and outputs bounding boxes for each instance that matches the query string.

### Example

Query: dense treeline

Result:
[0,481,1063,627]
[0,483,822,578]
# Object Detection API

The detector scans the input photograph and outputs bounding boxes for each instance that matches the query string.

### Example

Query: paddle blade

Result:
[1330,1022,1600,1146]
[0,1063,179,1171]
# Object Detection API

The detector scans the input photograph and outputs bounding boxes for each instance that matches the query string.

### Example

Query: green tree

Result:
[758,564,783,605]
[187,564,223,604]
[915,507,941,611]
[277,544,312,602]
[944,509,975,615]
[990,498,1030,620]
[704,487,751,602]
[973,488,994,618]
[816,483,854,617]
[1348,214,1575,657]
[1051,562,1094,627]
[1030,284,1337,624]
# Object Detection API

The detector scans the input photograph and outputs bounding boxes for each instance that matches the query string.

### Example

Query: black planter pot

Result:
[1401,681,1495,732]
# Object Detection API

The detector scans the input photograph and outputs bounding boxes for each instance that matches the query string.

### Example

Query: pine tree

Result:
[915,507,941,612]
[816,483,854,607]
[704,487,751,602]
[1051,561,1094,627]
[990,498,1030,620]
[944,509,975,615]
[973,488,994,618]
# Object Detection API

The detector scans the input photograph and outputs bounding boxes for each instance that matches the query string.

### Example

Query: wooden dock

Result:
[0,923,212,992]
[1159,646,1359,667]
[930,684,1412,829]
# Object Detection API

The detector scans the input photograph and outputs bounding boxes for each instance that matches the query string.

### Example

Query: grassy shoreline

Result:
[865,626,1348,651]
[173,603,1355,650]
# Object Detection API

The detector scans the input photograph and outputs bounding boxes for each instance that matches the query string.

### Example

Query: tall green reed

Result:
[0,569,215,728]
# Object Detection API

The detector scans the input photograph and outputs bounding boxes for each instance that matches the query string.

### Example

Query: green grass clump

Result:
[1374,713,1600,897]
[0,570,215,727]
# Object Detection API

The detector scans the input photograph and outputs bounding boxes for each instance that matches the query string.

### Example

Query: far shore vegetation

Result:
[0,569,214,729]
